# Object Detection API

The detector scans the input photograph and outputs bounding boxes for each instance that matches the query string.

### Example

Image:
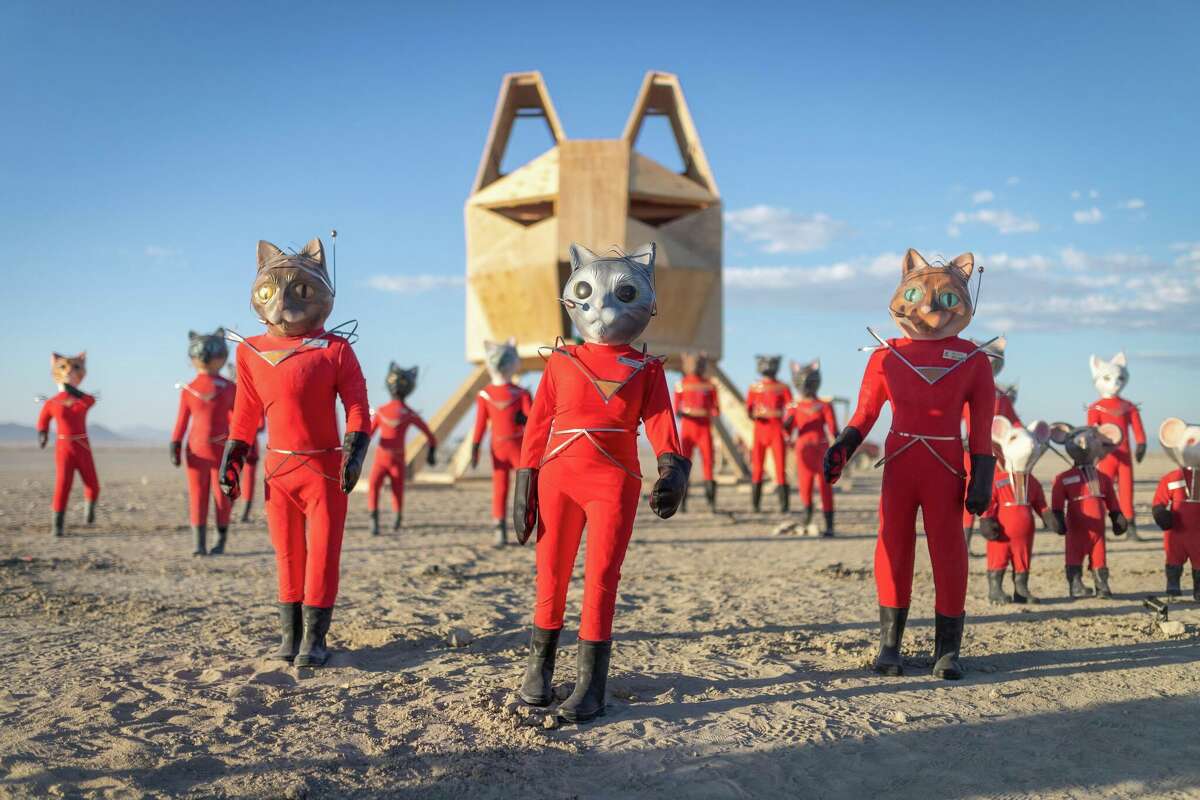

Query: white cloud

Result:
[1071,190,1081,199]
[1171,242,1200,269]
[365,274,464,294]
[724,263,857,290]
[971,189,995,205]
[950,208,1040,234]
[1133,351,1200,369]
[1120,198,1146,210]
[724,206,848,254]
[1073,207,1104,224]
[1006,176,1020,186]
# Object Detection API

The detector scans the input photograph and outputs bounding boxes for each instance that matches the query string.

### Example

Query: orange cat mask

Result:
[889,249,975,340]
[50,352,86,387]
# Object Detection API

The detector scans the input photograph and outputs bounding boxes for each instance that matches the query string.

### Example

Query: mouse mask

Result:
[890,249,975,340]
[561,242,656,346]
[1160,417,1200,470]
[1050,422,1123,467]
[991,417,1051,505]
[252,238,334,338]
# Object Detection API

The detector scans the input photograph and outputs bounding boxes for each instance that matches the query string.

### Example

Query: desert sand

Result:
[2,446,1198,799]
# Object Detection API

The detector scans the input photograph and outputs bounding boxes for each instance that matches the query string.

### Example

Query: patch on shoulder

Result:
[1062,475,1081,485]
[942,349,967,361]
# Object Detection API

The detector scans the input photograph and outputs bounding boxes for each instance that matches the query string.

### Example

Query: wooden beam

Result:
[710,362,777,482]
[405,365,490,475]
[472,72,566,195]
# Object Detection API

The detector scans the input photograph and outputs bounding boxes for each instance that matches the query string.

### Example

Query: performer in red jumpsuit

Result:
[784,359,838,535]
[226,361,263,522]
[962,338,1019,548]
[1087,353,1146,539]
[1151,417,1200,599]
[37,352,100,537]
[747,355,792,513]
[824,249,995,680]
[674,351,720,512]
[367,364,437,536]
[513,242,688,723]
[1049,422,1128,599]
[171,329,236,555]
[219,237,370,668]
[978,417,1053,604]
[472,339,530,546]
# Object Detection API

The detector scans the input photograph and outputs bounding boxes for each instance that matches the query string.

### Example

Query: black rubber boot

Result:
[704,480,717,512]
[751,482,763,513]
[823,511,835,538]
[987,570,1009,605]
[192,525,207,556]
[1165,564,1183,597]
[85,501,96,526]
[271,602,303,662]
[392,512,403,533]
[777,484,790,513]
[932,613,965,680]
[872,605,908,676]
[241,501,253,523]
[518,625,561,706]
[295,605,333,667]
[209,527,228,555]
[1127,519,1143,542]
[1093,568,1113,599]
[369,510,380,537]
[493,519,508,548]
[1193,570,1200,602]
[803,505,815,531]
[52,511,65,538]
[1012,571,1039,604]
[963,524,974,553]
[1067,565,1092,598]
[680,487,688,514]
[558,640,611,723]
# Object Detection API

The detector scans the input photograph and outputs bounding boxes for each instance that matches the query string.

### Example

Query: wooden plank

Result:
[556,140,629,260]
[621,71,720,198]
[711,415,750,480]
[472,72,566,194]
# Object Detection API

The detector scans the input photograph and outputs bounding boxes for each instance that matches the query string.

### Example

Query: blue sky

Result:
[3,2,1198,442]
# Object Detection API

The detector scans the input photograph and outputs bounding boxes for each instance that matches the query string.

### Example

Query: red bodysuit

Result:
[1153,468,1200,568]
[1051,466,1120,570]
[962,388,1020,528]
[847,336,995,616]
[980,469,1047,573]
[37,392,100,513]
[472,383,532,520]
[746,377,793,485]
[228,330,369,608]
[367,400,436,515]
[173,374,236,528]
[240,420,264,510]
[785,397,839,511]
[1087,397,1145,521]
[520,343,682,642]
[674,374,719,481]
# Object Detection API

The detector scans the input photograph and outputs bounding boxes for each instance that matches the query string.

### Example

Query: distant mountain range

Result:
[0,422,169,443]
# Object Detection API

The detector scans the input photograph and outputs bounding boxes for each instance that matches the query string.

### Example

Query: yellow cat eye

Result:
[902,286,923,303]
[939,291,960,308]
[255,285,276,303]
[294,283,314,300]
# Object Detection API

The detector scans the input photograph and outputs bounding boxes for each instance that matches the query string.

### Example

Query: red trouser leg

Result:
[265,465,306,604]
[681,419,714,481]
[52,446,75,513]
[1098,451,1135,519]
[1163,530,1200,566]
[698,426,714,481]
[491,466,510,520]
[1089,529,1108,570]
[1066,526,1106,569]
[185,450,213,526]
[534,458,641,641]
[241,461,257,504]
[770,434,787,486]
[76,447,99,503]
[366,457,387,512]
[750,432,767,483]
[264,452,346,607]
[797,441,832,510]
[387,462,405,513]
[1008,526,1034,573]
[986,538,1012,571]
[796,442,815,507]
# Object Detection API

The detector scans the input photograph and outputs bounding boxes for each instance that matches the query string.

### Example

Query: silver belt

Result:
[876,430,964,477]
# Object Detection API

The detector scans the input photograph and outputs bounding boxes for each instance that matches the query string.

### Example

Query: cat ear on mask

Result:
[76,351,86,363]
[1111,351,1127,368]
[1089,355,1103,377]
[902,248,931,275]
[188,330,199,341]
[50,353,62,366]
[628,242,657,277]
[810,358,821,371]
[300,238,325,266]
[950,252,975,279]
[568,243,600,271]
[213,327,225,339]
[1049,422,1073,445]
[257,241,284,271]
[388,361,399,372]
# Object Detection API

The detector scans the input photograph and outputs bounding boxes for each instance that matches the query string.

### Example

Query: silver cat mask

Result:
[561,242,656,346]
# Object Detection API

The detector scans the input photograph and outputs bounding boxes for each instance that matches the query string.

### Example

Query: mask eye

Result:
[573,281,592,300]
[255,284,276,303]
[615,284,637,303]
[294,283,314,300]
[902,286,923,303]
[939,291,960,308]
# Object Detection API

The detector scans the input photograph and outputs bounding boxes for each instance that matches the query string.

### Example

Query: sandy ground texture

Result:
[1,446,1198,799]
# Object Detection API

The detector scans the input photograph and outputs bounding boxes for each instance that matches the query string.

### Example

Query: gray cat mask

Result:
[561,242,656,346]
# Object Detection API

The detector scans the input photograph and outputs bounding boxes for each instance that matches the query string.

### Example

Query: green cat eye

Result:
[939,291,960,308]
[573,281,592,300]
[902,286,923,303]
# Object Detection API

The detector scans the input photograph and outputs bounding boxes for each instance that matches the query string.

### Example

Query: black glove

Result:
[470,442,481,470]
[978,517,1003,541]
[340,431,370,494]
[513,468,538,544]
[170,441,182,467]
[1135,443,1146,463]
[218,439,251,499]
[1152,504,1174,531]
[426,443,437,466]
[1052,510,1067,536]
[823,426,863,485]
[37,430,48,449]
[514,410,528,426]
[649,453,692,520]
[1110,510,1129,536]
[964,454,996,516]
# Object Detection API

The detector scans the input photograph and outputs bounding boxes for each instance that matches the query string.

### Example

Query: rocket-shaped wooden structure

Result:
[407,71,754,480]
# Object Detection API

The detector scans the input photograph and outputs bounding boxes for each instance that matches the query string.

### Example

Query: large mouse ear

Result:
[1049,422,1073,445]
[1027,419,1052,444]
[1160,417,1187,449]
[1098,422,1123,446]
[991,415,1013,442]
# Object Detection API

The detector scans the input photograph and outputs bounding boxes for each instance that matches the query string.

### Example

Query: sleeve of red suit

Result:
[1153,474,1171,509]
[824,401,839,438]
[745,387,755,417]
[1051,475,1066,512]
[413,411,437,448]
[471,394,489,445]
[642,361,683,456]
[847,350,888,437]
[965,354,997,455]
[335,342,370,435]
[981,487,1000,520]
[519,362,557,469]
[1130,404,1146,445]
[1101,474,1120,513]
[228,346,265,443]
[1030,479,1048,516]
[171,391,190,442]
[1086,404,1100,426]
[521,388,533,417]
[36,401,52,433]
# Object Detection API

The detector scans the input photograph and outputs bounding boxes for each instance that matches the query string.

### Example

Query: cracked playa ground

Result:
[1,447,1198,799]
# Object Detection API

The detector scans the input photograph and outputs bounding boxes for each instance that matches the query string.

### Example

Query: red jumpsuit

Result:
[367,400,436,514]
[520,343,682,642]
[1087,398,1145,521]
[1051,466,1120,570]
[228,330,369,608]
[962,389,1020,528]
[847,336,995,616]
[240,421,264,509]
[37,392,100,513]
[1153,469,1200,567]
[472,383,532,519]
[981,469,1047,572]
[172,374,236,528]
[746,378,792,485]
[674,375,719,481]
[785,398,838,511]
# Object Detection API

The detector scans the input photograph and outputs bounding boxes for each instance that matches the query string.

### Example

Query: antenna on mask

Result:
[330,229,338,296]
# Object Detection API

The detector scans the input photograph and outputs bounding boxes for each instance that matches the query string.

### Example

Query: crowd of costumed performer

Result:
[366,364,436,536]
[673,351,719,513]
[37,352,100,537]
[471,338,531,546]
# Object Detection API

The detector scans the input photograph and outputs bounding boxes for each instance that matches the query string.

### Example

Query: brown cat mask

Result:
[681,351,709,378]
[51,352,86,387]
[889,249,975,340]
[252,238,334,338]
